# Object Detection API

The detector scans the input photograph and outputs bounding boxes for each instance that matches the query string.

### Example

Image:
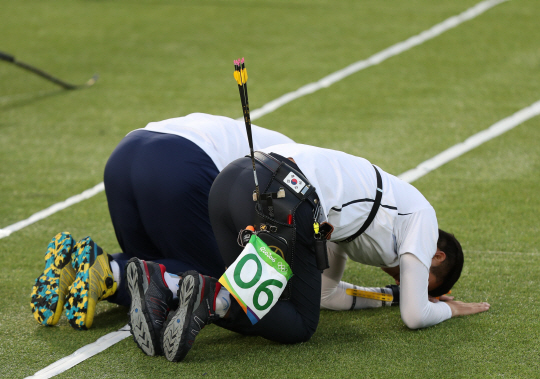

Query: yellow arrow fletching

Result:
[234,70,243,85]
[241,68,248,83]
[346,288,393,302]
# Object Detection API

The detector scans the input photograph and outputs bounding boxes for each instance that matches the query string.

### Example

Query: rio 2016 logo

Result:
[259,246,275,262]
[268,246,284,259]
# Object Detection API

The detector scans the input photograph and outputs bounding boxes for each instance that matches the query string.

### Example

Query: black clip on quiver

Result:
[248,152,329,300]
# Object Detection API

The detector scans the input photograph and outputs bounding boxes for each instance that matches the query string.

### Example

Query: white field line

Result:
[398,99,540,183]
[249,0,508,121]
[0,182,105,239]
[3,98,538,239]
[24,325,131,379]
[0,0,506,241]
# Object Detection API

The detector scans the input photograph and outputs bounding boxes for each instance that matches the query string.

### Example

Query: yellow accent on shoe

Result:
[86,253,118,328]
[30,232,76,326]
[64,237,117,330]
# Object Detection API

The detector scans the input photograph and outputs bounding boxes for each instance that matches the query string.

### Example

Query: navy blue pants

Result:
[104,130,226,307]
[209,156,321,344]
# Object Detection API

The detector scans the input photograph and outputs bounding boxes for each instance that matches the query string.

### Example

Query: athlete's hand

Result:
[445,300,490,317]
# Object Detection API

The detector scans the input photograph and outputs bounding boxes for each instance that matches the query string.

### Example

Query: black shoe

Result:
[161,270,222,362]
[385,284,400,306]
[126,257,174,356]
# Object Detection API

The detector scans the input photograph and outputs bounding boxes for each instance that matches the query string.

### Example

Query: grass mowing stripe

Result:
[0,0,506,241]
[248,0,507,121]
[24,325,130,379]
[398,99,540,183]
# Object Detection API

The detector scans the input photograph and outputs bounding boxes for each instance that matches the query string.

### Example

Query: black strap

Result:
[252,151,317,201]
[253,151,281,172]
[349,285,357,310]
[343,165,382,243]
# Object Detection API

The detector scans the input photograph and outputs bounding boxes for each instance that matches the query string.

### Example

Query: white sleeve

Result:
[320,243,348,310]
[399,253,452,329]
[397,207,438,270]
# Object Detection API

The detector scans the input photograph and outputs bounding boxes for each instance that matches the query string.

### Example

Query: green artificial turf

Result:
[1,0,539,378]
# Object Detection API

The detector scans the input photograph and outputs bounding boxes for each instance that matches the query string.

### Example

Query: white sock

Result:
[110,260,121,285]
[215,288,231,318]
[164,272,181,298]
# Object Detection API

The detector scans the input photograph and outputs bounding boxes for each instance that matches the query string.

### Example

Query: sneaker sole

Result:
[30,232,76,326]
[65,238,117,330]
[126,259,160,356]
[162,274,200,362]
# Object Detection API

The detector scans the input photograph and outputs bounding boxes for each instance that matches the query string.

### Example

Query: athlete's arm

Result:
[320,243,349,310]
[400,253,490,328]
[399,253,452,329]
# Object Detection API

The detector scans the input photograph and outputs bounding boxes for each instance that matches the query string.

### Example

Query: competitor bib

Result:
[219,234,293,324]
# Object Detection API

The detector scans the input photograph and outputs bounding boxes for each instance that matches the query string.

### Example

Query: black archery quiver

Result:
[237,152,332,300]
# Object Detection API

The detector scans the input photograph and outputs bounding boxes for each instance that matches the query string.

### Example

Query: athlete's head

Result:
[427,229,464,297]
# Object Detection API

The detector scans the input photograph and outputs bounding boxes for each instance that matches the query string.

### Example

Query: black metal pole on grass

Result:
[0,50,98,90]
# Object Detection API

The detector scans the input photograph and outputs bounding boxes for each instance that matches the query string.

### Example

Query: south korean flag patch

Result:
[284,171,305,193]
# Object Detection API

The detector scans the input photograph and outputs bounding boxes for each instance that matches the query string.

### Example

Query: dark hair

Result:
[428,229,464,297]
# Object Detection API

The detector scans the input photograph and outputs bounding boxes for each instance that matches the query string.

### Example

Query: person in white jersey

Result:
[154,142,490,362]
[263,143,490,328]
[30,113,295,334]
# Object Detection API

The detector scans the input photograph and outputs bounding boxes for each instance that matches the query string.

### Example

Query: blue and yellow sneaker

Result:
[31,232,77,326]
[64,237,117,330]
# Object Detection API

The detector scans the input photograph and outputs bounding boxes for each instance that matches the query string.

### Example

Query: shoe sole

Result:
[65,238,117,330]
[126,259,160,356]
[30,232,76,326]
[161,274,200,362]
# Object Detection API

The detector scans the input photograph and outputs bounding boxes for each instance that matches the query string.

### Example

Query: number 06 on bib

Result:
[219,234,293,324]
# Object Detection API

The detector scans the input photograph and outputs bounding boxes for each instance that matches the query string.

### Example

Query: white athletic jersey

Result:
[261,143,452,328]
[259,143,438,270]
[136,113,295,171]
